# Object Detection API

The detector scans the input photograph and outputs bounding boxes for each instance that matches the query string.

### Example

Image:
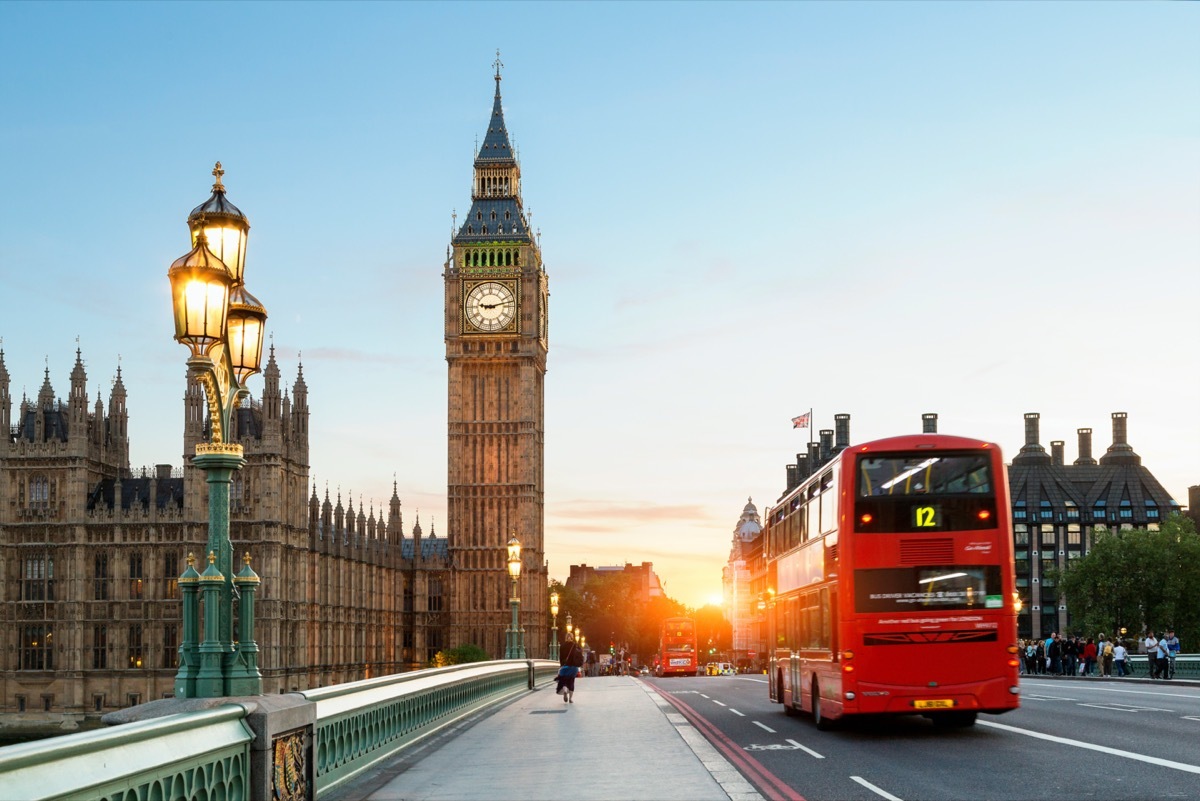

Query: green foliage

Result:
[429,643,490,668]
[1054,515,1200,648]
[549,574,692,660]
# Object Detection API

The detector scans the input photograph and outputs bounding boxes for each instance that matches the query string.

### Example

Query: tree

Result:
[1054,515,1200,648]
[549,574,688,664]
[429,643,489,668]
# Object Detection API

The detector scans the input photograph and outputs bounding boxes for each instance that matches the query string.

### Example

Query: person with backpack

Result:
[1100,635,1114,677]
[1163,630,1180,679]
[1155,636,1171,680]
[555,632,585,704]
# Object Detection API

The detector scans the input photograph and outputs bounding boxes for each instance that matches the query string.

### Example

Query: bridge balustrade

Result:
[0,659,557,801]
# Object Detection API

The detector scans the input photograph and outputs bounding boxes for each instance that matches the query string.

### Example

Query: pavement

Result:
[325,675,764,801]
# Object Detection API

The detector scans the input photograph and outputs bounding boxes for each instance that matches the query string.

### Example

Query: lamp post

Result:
[168,162,267,698]
[505,534,526,658]
[549,591,560,660]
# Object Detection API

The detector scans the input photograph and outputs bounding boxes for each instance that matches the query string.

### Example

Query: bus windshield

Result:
[858,454,992,497]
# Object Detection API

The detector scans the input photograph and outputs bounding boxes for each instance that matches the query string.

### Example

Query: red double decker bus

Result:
[656,617,698,677]
[766,433,1020,728]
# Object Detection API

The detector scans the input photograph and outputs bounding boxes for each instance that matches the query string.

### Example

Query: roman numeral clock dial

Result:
[464,281,517,332]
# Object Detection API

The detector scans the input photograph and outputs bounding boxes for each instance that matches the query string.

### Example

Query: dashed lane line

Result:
[851,776,903,801]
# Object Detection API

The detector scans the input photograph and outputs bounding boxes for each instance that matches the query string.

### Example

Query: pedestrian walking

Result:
[555,633,585,704]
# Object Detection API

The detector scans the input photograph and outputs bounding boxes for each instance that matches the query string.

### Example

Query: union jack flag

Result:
[791,412,811,429]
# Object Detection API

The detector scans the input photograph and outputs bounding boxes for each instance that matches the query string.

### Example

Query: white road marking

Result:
[1022,694,1076,701]
[1077,703,1171,713]
[713,700,727,706]
[730,708,746,716]
[754,720,776,733]
[851,775,903,801]
[1022,682,1198,700]
[786,738,825,759]
[978,720,1200,775]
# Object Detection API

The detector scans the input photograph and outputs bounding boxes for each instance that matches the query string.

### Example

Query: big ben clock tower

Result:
[445,57,549,658]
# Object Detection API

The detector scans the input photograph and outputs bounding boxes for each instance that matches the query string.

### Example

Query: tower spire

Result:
[493,49,504,92]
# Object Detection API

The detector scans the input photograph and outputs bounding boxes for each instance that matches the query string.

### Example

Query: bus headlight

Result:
[1009,686,1020,695]
[845,692,856,700]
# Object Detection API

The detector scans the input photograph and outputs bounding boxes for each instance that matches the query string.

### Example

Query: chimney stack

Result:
[1013,412,1050,464]
[1099,411,1140,465]
[834,414,850,451]
[818,429,834,464]
[922,413,938,434]
[1051,440,1064,466]
[1074,428,1096,465]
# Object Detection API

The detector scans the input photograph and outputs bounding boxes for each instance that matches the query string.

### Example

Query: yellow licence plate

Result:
[914,699,955,709]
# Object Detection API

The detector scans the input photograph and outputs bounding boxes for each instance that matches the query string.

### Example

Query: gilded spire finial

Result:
[212,161,225,192]
[208,550,217,565]
[493,49,504,84]
[187,552,196,566]
[243,552,252,565]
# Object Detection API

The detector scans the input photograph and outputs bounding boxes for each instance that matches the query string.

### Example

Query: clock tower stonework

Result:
[444,63,549,658]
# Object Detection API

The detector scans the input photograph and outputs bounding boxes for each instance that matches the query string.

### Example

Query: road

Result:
[644,674,1200,801]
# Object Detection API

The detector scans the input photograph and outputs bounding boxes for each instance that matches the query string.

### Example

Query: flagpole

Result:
[809,408,814,447]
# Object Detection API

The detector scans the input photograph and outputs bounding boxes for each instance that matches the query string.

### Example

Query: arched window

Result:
[29,475,49,510]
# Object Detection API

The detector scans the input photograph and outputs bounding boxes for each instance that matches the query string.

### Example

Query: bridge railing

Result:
[303,658,558,796]
[0,659,558,801]
[0,704,254,801]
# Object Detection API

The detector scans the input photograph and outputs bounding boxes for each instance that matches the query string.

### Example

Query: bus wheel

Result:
[813,682,833,731]
[932,711,977,729]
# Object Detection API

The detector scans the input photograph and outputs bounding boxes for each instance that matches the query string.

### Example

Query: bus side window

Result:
[821,587,832,652]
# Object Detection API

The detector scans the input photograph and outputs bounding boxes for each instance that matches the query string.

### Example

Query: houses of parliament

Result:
[0,64,549,735]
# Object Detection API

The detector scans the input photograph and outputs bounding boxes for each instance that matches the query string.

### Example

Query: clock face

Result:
[464,281,517,332]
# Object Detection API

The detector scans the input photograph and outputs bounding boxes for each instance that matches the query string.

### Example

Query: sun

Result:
[706,594,723,607]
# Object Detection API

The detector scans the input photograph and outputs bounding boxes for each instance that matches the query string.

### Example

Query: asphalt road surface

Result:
[644,673,1200,801]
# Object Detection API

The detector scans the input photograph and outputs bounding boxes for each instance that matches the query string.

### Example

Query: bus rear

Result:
[658,617,698,677]
[842,435,1021,725]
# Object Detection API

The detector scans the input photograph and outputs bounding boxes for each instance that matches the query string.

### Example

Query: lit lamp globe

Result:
[550,592,559,618]
[227,284,267,384]
[168,231,232,359]
[188,162,249,286]
[507,535,522,580]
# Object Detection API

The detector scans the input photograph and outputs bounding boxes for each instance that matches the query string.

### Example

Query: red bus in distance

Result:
[657,617,698,677]
[766,433,1020,728]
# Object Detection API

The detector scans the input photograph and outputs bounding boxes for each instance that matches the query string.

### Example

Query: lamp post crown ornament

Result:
[212,162,225,192]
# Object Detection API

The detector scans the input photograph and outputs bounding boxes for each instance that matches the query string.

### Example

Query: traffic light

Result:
[609,641,615,655]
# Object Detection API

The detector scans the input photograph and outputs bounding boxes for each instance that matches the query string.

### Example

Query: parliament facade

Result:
[0,66,553,736]
[0,346,451,735]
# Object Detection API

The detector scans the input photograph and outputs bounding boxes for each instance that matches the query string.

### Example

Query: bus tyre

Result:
[932,711,977,729]
[813,682,833,731]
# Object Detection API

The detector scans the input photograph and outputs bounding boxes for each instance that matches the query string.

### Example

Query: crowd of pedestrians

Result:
[1019,629,1180,679]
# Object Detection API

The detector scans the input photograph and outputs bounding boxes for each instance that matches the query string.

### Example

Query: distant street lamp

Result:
[549,591,560,660]
[505,534,526,658]
[169,163,266,698]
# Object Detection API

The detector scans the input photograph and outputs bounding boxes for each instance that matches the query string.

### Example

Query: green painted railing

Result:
[0,659,557,801]
[303,659,557,797]
[1124,653,1198,679]
[0,704,254,801]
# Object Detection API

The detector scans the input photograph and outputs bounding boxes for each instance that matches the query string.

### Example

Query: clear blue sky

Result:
[2,2,1197,607]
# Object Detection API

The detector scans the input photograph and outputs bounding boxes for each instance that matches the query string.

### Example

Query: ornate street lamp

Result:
[549,591,560,660]
[505,534,526,658]
[169,162,266,698]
